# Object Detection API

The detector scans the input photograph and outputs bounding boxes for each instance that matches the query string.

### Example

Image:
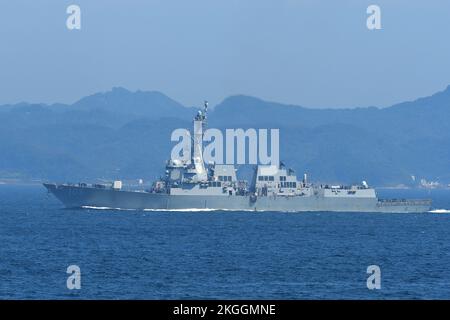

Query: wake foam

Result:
[144,208,220,212]
[428,209,450,214]
[82,206,136,211]
[80,206,450,214]
[81,206,258,212]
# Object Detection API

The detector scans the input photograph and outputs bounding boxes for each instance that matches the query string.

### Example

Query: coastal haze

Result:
[0,1,450,108]
[1,1,449,187]
[0,86,449,186]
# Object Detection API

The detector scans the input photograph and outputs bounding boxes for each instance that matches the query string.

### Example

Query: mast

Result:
[192,101,208,181]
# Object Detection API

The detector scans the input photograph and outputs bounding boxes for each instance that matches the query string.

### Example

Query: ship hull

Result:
[44,183,432,213]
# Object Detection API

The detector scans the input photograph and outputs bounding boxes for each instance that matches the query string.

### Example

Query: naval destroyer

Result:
[44,102,431,213]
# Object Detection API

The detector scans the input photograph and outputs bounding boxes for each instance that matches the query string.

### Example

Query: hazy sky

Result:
[1,0,449,108]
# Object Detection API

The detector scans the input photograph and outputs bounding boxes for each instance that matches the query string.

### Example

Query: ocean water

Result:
[0,185,450,299]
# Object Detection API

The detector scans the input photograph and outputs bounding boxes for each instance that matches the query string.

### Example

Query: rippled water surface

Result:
[1,185,450,299]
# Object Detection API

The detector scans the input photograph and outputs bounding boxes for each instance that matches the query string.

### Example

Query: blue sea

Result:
[0,184,450,299]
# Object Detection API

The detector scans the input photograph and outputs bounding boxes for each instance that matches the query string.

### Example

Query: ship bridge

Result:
[255,165,306,196]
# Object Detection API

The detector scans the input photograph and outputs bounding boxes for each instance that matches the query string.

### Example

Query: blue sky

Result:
[0,0,449,108]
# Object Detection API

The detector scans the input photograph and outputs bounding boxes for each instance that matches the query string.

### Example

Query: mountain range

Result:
[1,86,449,186]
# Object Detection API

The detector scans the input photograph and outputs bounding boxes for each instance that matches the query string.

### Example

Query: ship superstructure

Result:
[44,102,432,213]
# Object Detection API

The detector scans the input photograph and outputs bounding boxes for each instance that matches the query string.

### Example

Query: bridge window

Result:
[280,182,296,188]
[218,175,232,182]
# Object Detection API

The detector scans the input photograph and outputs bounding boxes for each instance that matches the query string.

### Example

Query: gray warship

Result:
[44,103,432,213]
